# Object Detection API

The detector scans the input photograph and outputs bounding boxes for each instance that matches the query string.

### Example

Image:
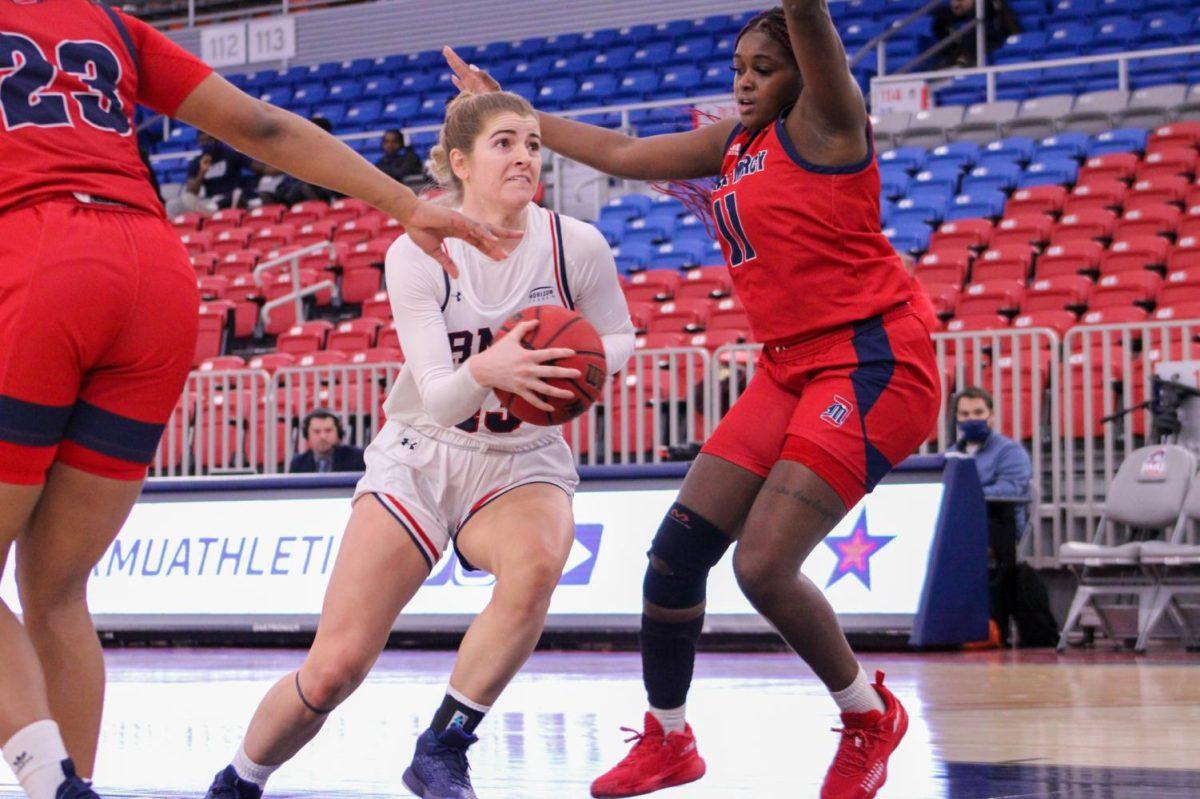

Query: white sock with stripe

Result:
[831,668,886,715]
[2,720,69,799]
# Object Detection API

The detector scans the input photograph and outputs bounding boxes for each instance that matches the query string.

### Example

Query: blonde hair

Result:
[428,91,538,203]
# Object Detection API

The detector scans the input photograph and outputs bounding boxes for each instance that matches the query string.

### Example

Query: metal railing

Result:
[156,320,1200,562]
[136,0,353,29]
[253,241,341,332]
[871,43,1200,109]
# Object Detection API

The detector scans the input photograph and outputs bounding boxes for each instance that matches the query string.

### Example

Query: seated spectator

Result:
[289,409,365,473]
[951,386,1033,532]
[931,0,1018,68]
[272,115,340,205]
[375,128,427,189]
[167,131,252,215]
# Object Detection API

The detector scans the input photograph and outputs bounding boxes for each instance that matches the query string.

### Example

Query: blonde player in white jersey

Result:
[203,90,635,799]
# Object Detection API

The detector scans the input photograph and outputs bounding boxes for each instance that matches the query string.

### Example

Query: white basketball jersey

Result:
[383,205,580,451]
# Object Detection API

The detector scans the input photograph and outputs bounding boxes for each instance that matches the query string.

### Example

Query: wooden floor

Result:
[2,648,1198,798]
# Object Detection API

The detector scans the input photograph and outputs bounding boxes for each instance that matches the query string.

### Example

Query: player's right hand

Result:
[468,320,581,412]
[403,200,522,278]
[444,46,502,94]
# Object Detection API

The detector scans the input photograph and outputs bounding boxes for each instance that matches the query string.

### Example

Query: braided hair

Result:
[653,8,801,240]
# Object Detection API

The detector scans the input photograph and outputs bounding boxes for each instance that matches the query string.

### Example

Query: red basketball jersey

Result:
[0,0,212,216]
[710,118,914,343]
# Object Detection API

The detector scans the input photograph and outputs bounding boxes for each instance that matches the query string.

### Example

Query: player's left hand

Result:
[444,46,502,95]
[404,200,522,277]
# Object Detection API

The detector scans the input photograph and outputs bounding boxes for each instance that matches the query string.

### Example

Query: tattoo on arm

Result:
[765,484,843,525]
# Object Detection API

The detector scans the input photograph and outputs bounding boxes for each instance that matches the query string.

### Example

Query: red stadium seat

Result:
[276,320,334,354]
[178,230,213,256]
[636,332,690,350]
[1035,240,1103,278]
[1136,148,1197,181]
[707,309,751,334]
[1126,176,1189,209]
[376,326,401,350]
[1154,301,1200,322]
[211,230,253,257]
[194,301,232,365]
[324,206,366,228]
[648,298,709,333]
[297,243,347,274]
[350,347,404,365]
[284,201,329,227]
[1098,236,1171,275]
[991,213,1054,248]
[1063,179,1126,215]
[1079,307,1149,325]
[676,266,732,299]
[958,280,1025,316]
[341,267,383,304]
[197,275,229,300]
[626,301,656,334]
[1090,271,1161,308]
[361,291,393,321]
[1051,209,1118,244]
[975,244,1034,277]
[213,251,258,278]
[246,352,296,374]
[971,257,1028,283]
[293,220,338,247]
[1158,269,1200,307]
[197,355,247,374]
[945,314,1009,332]
[923,283,960,317]
[330,197,372,216]
[253,224,298,252]
[1077,152,1139,184]
[930,218,993,251]
[1013,310,1076,337]
[1004,185,1067,217]
[1023,275,1093,312]
[343,239,393,271]
[1147,122,1200,151]
[245,204,287,227]
[172,211,205,233]
[1113,205,1180,240]
[1178,206,1200,239]
[327,318,384,352]
[204,208,246,233]
[334,216,384,244]
[296,351,351,368]
[628,269,682,302]
[688,329,748,352]
[915,251,968,287]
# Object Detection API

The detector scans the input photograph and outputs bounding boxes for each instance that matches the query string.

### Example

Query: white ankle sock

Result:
[649,704,687,734]
[831,668,886,715]
[231,742,278,789]
[2,720,69,799]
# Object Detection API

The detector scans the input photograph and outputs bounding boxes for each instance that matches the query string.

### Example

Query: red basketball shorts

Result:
[700,307,941,510]
[0,199,199,484]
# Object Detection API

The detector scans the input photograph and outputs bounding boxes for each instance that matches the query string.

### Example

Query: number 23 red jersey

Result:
[0,0,212,216]
[710,115,914,344]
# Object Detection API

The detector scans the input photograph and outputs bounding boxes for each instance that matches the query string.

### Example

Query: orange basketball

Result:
[493,305,607,426]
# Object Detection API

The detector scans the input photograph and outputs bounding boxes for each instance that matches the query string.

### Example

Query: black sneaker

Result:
[55,759,100,799]
[402,726,479,799]
[203,765,263,799]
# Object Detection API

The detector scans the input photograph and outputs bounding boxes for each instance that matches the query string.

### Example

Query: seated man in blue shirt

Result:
[952,386,1034,534]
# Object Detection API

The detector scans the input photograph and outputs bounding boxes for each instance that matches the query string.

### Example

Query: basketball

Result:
[493,305,607,426]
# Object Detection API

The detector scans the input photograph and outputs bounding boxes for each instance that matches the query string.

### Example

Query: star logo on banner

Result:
[823,509,895,590]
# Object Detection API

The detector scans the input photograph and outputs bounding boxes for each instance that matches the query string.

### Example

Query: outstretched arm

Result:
[781,0,870,162]
[445,47,734,181]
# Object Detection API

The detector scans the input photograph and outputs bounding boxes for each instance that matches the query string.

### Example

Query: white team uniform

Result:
[354,204,635,570]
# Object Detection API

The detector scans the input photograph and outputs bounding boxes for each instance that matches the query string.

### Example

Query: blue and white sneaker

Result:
[402,726,479,799]
[204,765,263,799]
[55,759,101,799]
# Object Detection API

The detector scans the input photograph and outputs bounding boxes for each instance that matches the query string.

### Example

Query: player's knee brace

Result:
[642,503,733,610]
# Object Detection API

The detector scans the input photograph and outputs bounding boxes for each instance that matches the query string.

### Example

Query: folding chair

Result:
[1135,470,1200,651]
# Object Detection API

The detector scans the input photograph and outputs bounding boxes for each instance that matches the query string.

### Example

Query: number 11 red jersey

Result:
[710,117,915,344]
[0,0,212,216]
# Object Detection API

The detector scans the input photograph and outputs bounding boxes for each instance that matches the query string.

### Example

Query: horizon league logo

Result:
[423,524,603,587]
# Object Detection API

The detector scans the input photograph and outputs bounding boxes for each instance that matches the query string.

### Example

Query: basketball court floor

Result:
[2,648,1196,798]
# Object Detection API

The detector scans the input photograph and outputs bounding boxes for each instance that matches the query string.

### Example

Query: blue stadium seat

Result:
[327,80,363,103]
[607,194,654,215]
[577,73,620,105]
[1034,132,1091,161]
[506,82,538,104]
[880,168,912,199]
[382,96,419,125]
[1054,0,1099,21]
[672,35,716,64]
[945,191,1008,221]
[892,197,948,227]
[1141,14,1191,47]
[884,223,933,254]
[591,46,636,72]
[615,70,660,102]
[983,137,1038,163]
[927,141,982,171]
[398,73,434,93]
[911,167,963,195]
[259,88,293,107]
[1095,0,1139,18]
[660,67,703,97]
[1045,24,1094,54]
[361,76,397,98]
[595,218,625,246]
[303,62,341,82]
[993,32,1047,64]
[842,20,885,48]
[1020,159,1079,187]
[614,241,655,272]
[878,146,928,174]
[630,41,675,69]
[511,57,555,82]
[292,83,328,106]
[1088,128,1149,155]
[313,103,347,127]
[345,100,383,128]
[551,52,595,76]
[962,163,1023,194]
[700,65,729,93]
[538,77,578,109]
[1093,18,1143,50]
[654,19,695,39]
[543,33,584,54]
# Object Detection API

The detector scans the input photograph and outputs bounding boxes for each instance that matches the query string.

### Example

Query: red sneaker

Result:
[590,712,706,798]
[821,671,909,799]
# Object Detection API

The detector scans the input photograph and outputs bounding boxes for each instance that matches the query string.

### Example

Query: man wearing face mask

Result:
[952,386,1034,531]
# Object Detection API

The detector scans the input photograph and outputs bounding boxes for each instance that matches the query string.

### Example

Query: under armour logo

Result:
[668,507,691,528]
[455,291,463,302]
[399,437,417,450]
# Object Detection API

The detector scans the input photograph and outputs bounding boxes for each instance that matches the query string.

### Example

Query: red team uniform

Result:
[0,1,212,483]
[701,116,940,508]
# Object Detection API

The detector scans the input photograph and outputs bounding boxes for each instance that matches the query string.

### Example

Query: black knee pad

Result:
[643,503,732,609]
